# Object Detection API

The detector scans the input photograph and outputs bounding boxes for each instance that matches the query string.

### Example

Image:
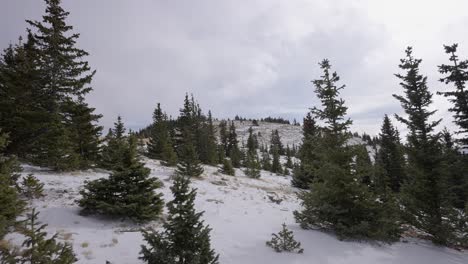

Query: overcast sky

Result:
[2,0,468,136]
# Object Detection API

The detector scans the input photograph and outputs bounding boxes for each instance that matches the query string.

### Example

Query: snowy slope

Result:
[5,161,467,264]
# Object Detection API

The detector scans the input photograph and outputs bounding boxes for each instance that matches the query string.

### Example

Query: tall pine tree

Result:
[438,44,468,145]
[295,59,400,241]
[393,47,454,245]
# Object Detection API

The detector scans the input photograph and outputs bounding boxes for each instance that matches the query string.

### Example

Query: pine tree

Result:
[20,174,45,200]
[0,208,76,263]
[198,111,218,165]
[147,103,169,159]
[292,113,320,189]
[393,47,454,245]
[64,97,102,169]
[440,129,468,210]
[266,223,303,253]
[375,115,406,192]
[176,130,204,177]
[161,135,178,167]
[0,131,25,240]
[353,145,372,186]
[25,0,100,171]
[0,34,47,159]
[294,59,400,241]
[220,158,235,176]
[246,127,257,154]
[261,150,272,171]
[218,121,228,156]
[140,175,219,264]
[79,135,164,221]
[285,146,293,169]
[244,152,261,179]
[100,116,129,170]
[270,130,284,155]
[438,44,468,145]
[227,122,241,167]
[270,146,283,175]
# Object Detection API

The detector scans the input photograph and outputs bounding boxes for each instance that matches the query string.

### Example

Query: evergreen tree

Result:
[140,175,219,264]
[161,135,178,167]
[294,59,400,241]
[375,115,406,192]
[25,0,100,171]
[20,174,45,200]
[220,158,235,176]
[244,152,261,179]
[266,223,303,254]
[292,113,320,189]
[353,145,372,186]
[270,146,283,174]
[0,208,76,263]
[270,130,284,155]
[79,135,164,221]
[285,146,293,169]
[218,121,228,156]
[64,97,102,169]
[227,122,241,167]
[176,130,204,177]
[198,111,218,165]
[440,129,468,210]
[438,44,468,145]
[261,150,272,171]
[0,34,46,158]
[246,127,257,154]
[393,47,454,245]
[147,103,169,159]
[100,116,129,170]
[0,131,25,240]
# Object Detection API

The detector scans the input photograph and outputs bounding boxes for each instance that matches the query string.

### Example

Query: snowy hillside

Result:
[5,160,468,264]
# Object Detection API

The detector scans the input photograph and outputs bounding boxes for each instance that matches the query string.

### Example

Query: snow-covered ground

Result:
[5,159,468,264]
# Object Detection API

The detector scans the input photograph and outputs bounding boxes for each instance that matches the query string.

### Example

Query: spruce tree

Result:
[79,135,164,221]
[261,150,272,171]
[353,145,372,186]
[198,111,218,165]
[438,44,468,145]
[100,116,129,170]
[0,131,25,240]
[226,121,241,167]
[266,223,303,254]
[374,115,406,192]
[21,174,45,200]
[220,158,235,176]
[26,0,100,171]
[244,152,261,179]
[147,103,169,159]
[292,113,320,189]
[140,175,219,264]
[64,97,102,169]
[0,34,46,158]
[270,146,283,175]
[176,130,204,178]
[440,129,468,210]
[246,127,257,154]
[218,121,228,156]
[393,47,454,245]
[270,130,284,155]
[294,59,400,241]
[285,146,293,169]
[0,208,76,263]
[161,135,178,167]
